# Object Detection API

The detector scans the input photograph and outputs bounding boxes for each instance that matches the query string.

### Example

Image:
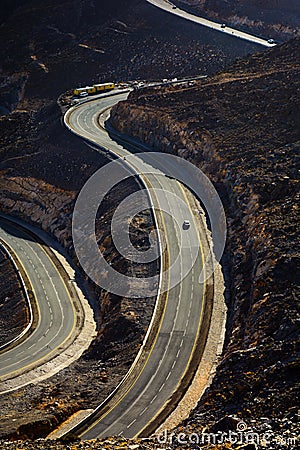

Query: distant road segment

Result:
[147,0,276,47]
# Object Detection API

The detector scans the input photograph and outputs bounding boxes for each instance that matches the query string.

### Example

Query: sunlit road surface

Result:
[147,0,276,47]
[65,93,209,438]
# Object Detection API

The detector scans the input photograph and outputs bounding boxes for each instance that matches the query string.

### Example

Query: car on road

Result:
[268,38,275,44]
[79,92,88,97]
[183,220,190,230]
[172,5,177,9]
[221,23,226,28]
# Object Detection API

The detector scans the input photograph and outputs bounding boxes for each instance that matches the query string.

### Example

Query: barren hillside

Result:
[110,37,300,443]
[0,0,299,447]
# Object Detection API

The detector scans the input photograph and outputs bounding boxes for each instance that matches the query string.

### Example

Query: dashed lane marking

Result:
[127,419,136,429]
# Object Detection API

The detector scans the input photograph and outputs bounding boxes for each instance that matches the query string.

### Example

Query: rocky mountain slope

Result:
[110,37,300,443]
[5,38,298,450]
[0,0,299,446]
[0,0,261,117]
[0,0,269,438]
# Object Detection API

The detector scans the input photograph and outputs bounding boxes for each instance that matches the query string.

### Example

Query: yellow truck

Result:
[94,82,115,92]
[86,86,96,94]
[73,87,88,96]
[73,82,115,96]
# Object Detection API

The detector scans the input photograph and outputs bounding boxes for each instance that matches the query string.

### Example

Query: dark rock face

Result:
[110,38,300,438]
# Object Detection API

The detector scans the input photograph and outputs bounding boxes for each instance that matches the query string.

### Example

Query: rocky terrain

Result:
[174,0,300,42]
[0,0,260,118]
[0,114,159,438]
[0,0,267,440]
[109,37,300,445]
[0,0,299,448]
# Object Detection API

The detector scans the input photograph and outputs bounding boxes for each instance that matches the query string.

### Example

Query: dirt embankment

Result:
[110,38,300,441]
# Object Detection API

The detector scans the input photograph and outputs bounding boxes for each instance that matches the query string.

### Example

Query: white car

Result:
[183,220,190,229]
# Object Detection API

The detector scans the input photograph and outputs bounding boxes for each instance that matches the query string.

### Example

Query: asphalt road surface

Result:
[66,93,208,438]
[0,218,76,382]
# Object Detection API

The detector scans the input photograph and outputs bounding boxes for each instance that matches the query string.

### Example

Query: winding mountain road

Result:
[0,217,89,392]
[64,92,219,438]
[0,0,273,435]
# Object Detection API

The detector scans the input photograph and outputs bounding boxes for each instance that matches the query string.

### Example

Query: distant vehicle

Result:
[85,86,97,94]
[118,82,127,88]
[183,220,190,230]
[267,38,275,44]
[94,82,115,92]
[79,92,88,97]
[221,23,226,28]
[172,5,177,9]
[73,82,115,97]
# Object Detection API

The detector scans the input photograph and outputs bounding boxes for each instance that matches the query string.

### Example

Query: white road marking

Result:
[150,394,157,404]
[127,419,136,429]
[140,406,149,416]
